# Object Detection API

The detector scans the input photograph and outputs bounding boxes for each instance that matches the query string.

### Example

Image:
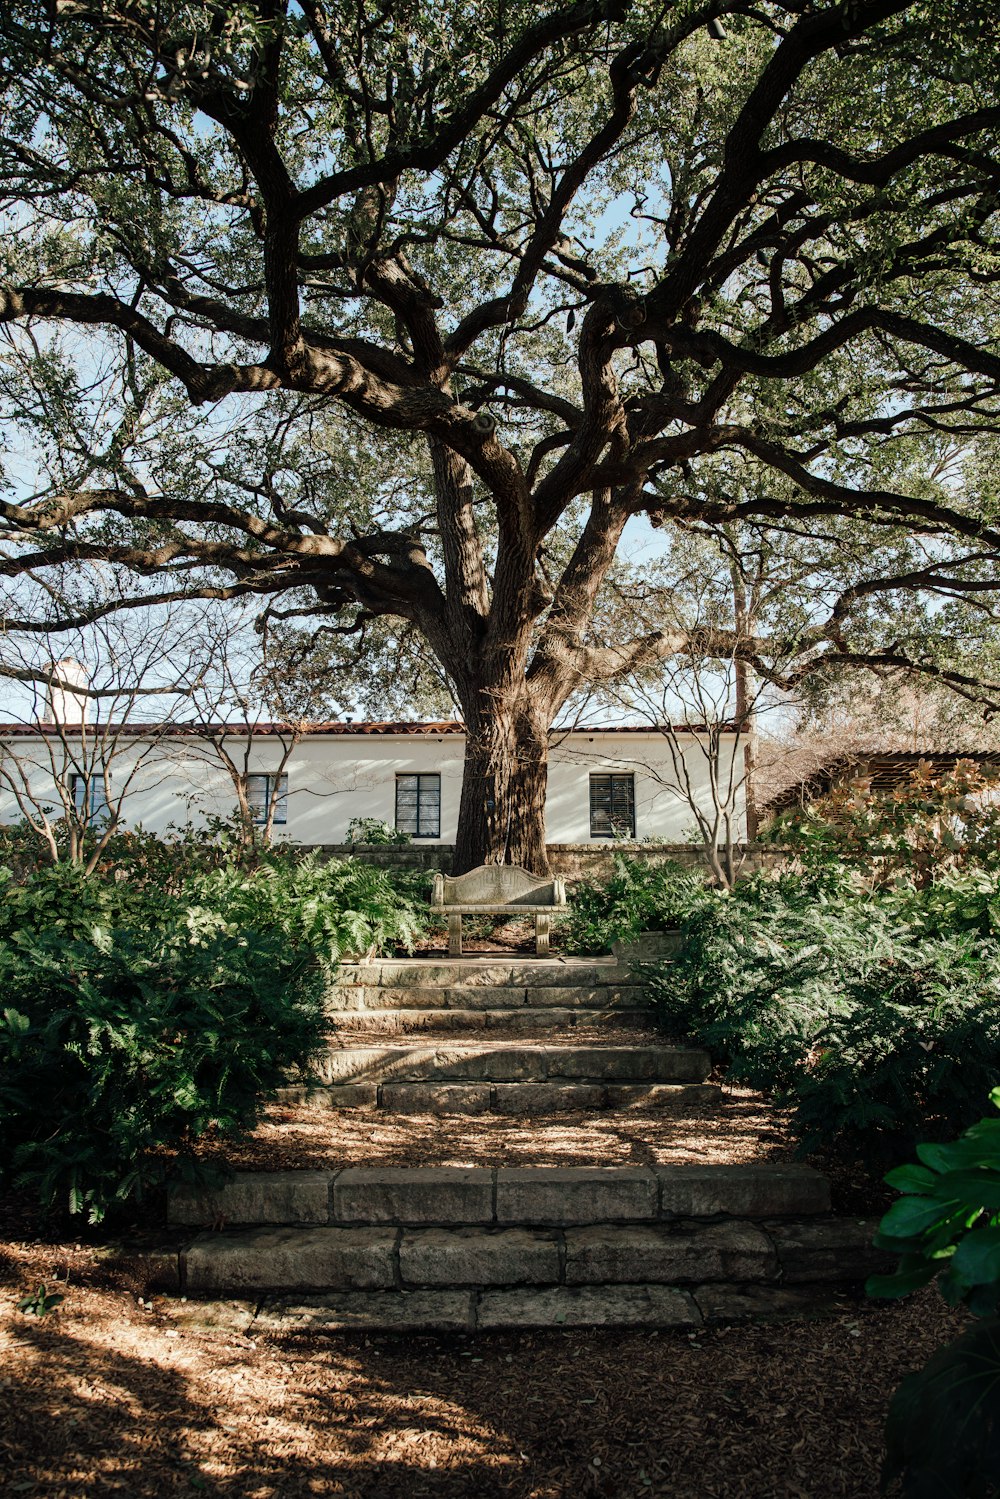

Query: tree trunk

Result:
[452,700,551,875]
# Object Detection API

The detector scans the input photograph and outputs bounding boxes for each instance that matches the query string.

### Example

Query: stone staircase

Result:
[154,954,886,1331]
[280,956,720,1116]
[163,1164,883,1333]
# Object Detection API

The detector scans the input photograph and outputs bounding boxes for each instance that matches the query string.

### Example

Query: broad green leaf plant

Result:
[868,1090,1000,1497]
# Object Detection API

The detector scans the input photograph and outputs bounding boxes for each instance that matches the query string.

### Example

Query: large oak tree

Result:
[3,0,1000,871]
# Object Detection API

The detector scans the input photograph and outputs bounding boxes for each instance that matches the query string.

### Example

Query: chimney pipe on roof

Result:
[45,658,90,726]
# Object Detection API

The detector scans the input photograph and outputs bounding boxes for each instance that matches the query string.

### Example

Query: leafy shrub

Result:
[867,1093,1000,1497]
[0,915,326,1222]
[346,817,410,846]
[793,936,1000,1162]
[768,759,1000,889]
[0,839,428,1220]
[563,856,712,954]
[179,852,428,963]
[653,870,1000,1164]
[652,870,890,1089]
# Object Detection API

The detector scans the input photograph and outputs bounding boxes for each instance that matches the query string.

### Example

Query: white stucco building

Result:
[0,720,745,847]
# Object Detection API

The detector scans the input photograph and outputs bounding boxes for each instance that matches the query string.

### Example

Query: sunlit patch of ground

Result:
[185,1088,792,1173]
[1,1238,965,1499]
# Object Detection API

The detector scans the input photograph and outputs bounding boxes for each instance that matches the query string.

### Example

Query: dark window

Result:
[245,772,288,825]
[70,772,110,827]
[395,773,441,838]
[589,773,636,838]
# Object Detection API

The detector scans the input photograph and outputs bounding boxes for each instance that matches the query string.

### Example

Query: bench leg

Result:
[448,912,463,958]
[535,913,550,957]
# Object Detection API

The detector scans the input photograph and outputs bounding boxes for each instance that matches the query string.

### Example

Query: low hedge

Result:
[0,844,428,1221]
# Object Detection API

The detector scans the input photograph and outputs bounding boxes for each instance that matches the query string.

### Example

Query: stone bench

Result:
[430,865,568,956]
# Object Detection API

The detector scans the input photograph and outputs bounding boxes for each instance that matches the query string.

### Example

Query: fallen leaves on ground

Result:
[0,1240,964,1499]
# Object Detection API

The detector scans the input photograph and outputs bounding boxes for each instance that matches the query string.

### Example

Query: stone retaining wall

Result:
[303,842,791,880]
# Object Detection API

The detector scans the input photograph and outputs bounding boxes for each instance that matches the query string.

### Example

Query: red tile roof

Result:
[0,719,733,737]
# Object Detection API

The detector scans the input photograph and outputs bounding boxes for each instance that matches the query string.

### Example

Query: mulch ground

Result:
[0,1228,965,1499]
[186,1089,793,1171]
[0,939,918,1495]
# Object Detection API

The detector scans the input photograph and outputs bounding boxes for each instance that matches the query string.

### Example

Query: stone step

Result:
[325,1007,656,1036]
[181,1218,787,1293]
[168,1163,832,1230]
[278,1080,723,1114]
[161,1212,881,1331]
[312,1042,711,1086]
[327,983,651,1012]
[249,1281,849,1333]
[331,960,631,990]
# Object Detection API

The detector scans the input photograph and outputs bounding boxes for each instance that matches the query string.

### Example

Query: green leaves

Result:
[881,1318,1000,1499]
[651,865,1000,1167]
[868,1094,1000,1311]
[17,1283,65,1318]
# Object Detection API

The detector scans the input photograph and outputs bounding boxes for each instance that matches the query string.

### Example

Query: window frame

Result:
[69,771,111,828]
[589,772,636,839]
[245,772,288,826]
[395,772,442,839]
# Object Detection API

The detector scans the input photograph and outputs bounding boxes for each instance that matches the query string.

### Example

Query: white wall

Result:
[0,728,745,844]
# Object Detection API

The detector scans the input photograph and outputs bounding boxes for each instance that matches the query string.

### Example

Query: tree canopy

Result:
[3,0,1000,868]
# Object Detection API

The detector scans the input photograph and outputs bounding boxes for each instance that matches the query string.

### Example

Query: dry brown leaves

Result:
[183,1090,794,1175]
[0,1235,965,1499]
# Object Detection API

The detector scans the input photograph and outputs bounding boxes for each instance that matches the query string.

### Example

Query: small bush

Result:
[652,870,1000,1166]
[563,856,712,954]
[346,817,410,846]
[0,914,326,1222]
[768,759,1000,889]
[179,852,428,963]
[867,1094,1000,1496]
[0,836,429,1220]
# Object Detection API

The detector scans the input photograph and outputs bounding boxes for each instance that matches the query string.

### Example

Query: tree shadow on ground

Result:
[2,1288,930,1499]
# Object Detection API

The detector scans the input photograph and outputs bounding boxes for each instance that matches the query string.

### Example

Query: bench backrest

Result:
[431,864,567,907]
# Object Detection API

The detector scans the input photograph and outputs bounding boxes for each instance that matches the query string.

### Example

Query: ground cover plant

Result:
[562,855,713,954]
[652,868,1000,1168]
[867,1092,1000,1497]
[0,830,429,1221]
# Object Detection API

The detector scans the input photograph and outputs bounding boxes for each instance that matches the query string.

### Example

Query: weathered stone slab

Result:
[476,1284,700,1329]
[276,1082,378,1109]
[359,963,517,988]
[316,1045,438,1084]
[444,986,528,1011]
[612,931,682,960]
[516,963,627,987]
[333,1166,495,1225]
[604,1083,722,1111]
[658,1164,831,1219]
[168,1170,332,1228]
[327,1009,448,1035]
[541,1045,711,1082]
[564,1222,777,1285]
[583,1009,662,1030]
[379,1082,493,1115]
[768,1219,885,1283]
[428,1046,545,1081]
[334,986,447,1011]
[495,1167,657,1225]
[482,1007,579,1031]
[256,1289,475,1333]
[491,1083,606,1115]
[694,1283,848,1324]
[524,985,651,1009]
[399,1228,561,1287]
[184,1226,397,1293]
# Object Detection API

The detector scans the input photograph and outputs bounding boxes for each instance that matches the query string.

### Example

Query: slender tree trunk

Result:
[734,655,759,841]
